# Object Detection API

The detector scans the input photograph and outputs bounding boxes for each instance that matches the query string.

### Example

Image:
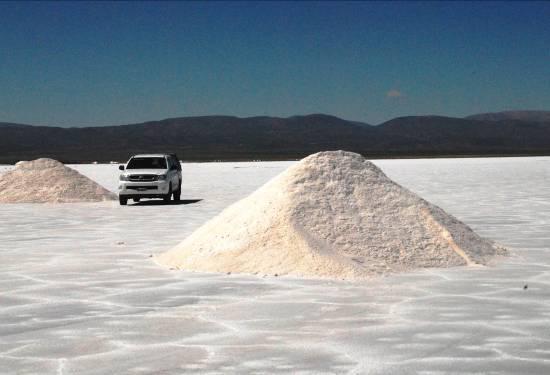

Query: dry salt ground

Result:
[1,157,550,374]
[158,151,506,279]
[0,158,115,203]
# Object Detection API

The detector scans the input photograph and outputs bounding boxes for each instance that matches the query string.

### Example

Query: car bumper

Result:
[118,181,170,197]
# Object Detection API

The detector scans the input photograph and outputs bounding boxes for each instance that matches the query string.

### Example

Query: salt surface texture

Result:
[158,151,507,279]
[0,158,116,203]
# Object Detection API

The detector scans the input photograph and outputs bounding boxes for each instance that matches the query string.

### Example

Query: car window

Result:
[169,156,181,171]
[126,157,167,169]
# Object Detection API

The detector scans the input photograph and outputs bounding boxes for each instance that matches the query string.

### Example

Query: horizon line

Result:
[2,109,549,129]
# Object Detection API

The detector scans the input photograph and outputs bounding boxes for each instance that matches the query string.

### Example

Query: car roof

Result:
[131,154,169,158]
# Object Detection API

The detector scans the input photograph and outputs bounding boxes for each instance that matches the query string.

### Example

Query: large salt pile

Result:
[0,158,116,203]
[157,151,506,279]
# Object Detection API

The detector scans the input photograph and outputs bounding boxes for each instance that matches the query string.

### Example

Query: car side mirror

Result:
[119,165,125,171]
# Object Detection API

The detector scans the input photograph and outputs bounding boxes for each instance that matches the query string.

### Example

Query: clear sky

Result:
[1,1,549,126]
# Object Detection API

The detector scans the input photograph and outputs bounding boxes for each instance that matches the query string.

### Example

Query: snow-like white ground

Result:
[1,157,549,374]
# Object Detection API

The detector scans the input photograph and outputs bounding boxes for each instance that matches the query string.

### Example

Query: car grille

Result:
[128,174,157,182]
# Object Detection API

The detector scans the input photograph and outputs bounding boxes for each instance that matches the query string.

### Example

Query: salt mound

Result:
[0,158,116,203]
[157,151,507,279]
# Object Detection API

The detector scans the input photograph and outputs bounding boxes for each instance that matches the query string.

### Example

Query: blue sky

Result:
[1,1,549,126]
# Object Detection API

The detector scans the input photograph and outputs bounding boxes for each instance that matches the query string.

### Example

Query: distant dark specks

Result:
[524,284,528,290]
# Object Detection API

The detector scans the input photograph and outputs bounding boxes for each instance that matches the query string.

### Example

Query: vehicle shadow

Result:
[130,199,203,206]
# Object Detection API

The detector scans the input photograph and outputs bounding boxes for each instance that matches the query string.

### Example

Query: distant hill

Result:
[1,113,550,163]
[466,110,550,123]
[378,115,550,154]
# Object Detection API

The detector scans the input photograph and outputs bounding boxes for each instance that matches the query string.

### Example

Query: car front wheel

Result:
[119,196,127,205]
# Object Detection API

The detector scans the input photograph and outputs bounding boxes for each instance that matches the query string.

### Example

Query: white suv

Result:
[118,154,182,205]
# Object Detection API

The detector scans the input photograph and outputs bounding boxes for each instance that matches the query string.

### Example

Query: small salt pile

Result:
[157,151,506,279]
[0,158,116,203]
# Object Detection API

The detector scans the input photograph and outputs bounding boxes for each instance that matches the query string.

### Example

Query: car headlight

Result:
[119,174,129,181]
[157,174,167,181]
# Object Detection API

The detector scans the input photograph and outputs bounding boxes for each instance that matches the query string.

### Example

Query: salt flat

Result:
[1,157,549,374]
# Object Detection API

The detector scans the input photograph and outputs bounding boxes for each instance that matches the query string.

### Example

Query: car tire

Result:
[173,181,181,201]
[119,196,127,206]
[163,183,172,203]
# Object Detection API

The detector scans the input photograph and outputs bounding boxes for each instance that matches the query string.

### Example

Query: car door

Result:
[168,156,179,187]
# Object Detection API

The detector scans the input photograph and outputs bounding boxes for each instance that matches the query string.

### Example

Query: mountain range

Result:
[1,111,549,163]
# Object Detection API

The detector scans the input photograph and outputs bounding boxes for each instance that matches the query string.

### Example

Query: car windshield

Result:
[126,157,167,169]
